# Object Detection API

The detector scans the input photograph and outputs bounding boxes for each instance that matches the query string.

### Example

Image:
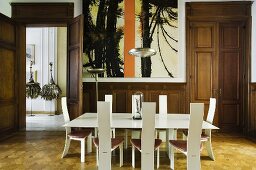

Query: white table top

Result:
[64,113,219,130]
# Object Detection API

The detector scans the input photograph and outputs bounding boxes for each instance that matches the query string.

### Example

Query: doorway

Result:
[25,27,67,131]
[186,2,251,132]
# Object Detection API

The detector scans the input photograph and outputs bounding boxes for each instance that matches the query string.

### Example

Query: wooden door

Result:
[188,22,219,123]
[219,22,245,131]
[0,13,25,136]
[67,15,84,120]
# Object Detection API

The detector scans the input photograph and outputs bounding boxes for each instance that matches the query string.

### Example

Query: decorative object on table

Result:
[87,68,105,103]
[132,91,144,120]
[26,61,41,116]
[41,62,62,116]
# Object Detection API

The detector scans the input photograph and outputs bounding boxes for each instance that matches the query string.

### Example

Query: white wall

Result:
[57,27,67,113]
[0,1,11,17]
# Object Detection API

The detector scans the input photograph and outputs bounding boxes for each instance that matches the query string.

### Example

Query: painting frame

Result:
[26,44,35,65]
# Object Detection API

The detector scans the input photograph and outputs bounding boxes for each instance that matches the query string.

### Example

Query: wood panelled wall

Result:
[248,83,256,138]
[0,13,25,137]
[83,82,187,114]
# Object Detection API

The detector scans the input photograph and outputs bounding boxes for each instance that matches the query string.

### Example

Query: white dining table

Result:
[64,112,219,159]
[64,112,218,130]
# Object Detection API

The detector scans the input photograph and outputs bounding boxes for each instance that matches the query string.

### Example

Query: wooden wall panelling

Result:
[11,3,74,25]
[16,24,26,129]
[83,82,186,114]
[0,13,22,136]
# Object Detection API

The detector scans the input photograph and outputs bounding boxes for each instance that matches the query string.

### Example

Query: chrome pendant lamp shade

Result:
[128,48,156,58]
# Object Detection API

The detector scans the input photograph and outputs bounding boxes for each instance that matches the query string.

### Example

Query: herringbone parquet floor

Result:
[0,131,255,170]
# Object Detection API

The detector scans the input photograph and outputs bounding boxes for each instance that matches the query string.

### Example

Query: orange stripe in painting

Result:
[124,0,135,77]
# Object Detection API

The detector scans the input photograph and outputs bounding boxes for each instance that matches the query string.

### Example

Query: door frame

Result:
[186,2,251,132]
[10,2,75,129]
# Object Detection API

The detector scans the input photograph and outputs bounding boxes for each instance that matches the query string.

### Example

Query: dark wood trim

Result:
[9,3,75,129]
[186,1,252,17]
[11,3,74,26]
[16,24,26,130]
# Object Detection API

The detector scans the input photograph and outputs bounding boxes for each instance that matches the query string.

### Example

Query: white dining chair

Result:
[169,103,204,170]
[156,95,168,138]
[105,94,115,138]
[130,102,162,170]
[183,98,216,160]
[61,97,92,162]
[93,101,124,169]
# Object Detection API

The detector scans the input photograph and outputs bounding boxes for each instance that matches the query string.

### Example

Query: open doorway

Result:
[26,27,67,131]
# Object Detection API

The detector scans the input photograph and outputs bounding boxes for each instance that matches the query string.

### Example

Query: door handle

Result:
[213,89,218,97]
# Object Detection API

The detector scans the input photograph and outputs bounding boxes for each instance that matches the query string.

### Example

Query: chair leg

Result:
[125,129,128,149]
[62,137,71,158]
[157,147,160,169]
[132,145,135,168]
[112,128,116,138]
[119,143,123,167]
[87,134,92,153]
[81,138,85,162]
[182,133,187,140]
[205,139,215,160]
[96,147,99,166]
[170,145,174,170]
[155,129,158,138]
[94,127,98,137]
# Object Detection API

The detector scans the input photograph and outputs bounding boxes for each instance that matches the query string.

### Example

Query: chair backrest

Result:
[206,98,216,124]
[187,103,204,169]
[141,102,156,170]
[97,101,112,170]
[105,95,112,125]
[159,95,167,116]
[61,97,71,134]
[105,94,112,111]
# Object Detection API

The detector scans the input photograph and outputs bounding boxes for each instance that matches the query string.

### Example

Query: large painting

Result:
[83,0,178,78]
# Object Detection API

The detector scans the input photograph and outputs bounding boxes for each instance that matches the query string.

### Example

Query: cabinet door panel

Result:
[219,22,244,130]
[67,15,83,120]
[189,22,218,120]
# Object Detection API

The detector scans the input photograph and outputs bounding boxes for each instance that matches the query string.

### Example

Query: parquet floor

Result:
[0,131,256,170]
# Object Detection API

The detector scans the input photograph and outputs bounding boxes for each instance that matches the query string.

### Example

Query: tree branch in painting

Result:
[140,0,178,77]
[83,0,124,77]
